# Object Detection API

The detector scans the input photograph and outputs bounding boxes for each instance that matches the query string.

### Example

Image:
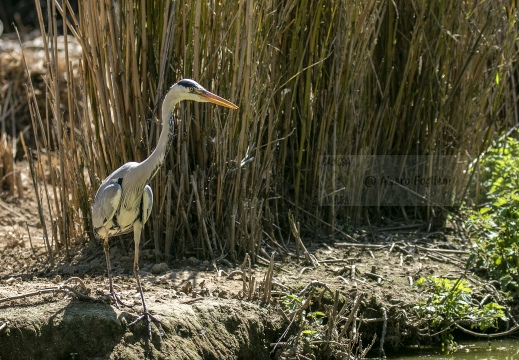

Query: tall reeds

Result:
[28,0,518,261]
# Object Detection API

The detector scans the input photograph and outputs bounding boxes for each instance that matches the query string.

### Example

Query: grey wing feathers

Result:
[142,185,153,225]
[92,182,122,230]
[91,162,138,230]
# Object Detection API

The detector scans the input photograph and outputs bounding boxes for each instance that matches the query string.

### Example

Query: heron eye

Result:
[189,87,195,93]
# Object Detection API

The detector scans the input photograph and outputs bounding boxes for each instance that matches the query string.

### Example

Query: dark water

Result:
[387,339,519,360]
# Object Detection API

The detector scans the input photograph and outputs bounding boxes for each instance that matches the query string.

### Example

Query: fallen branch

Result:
[365,272,384,282]
[298,280,334,297]
[0,287,62,304]
[226,270,245,280]
[288,211,319,267]
[180,298,204,305]
[455,323,519,338]
[319,258,358,264]
[379,307,387,358]
[0,277,94,305]
[0,284,95,305]
[335,242,388,250]
[339,291,365,340]
[256,255,290,273]
[416,246,469,255]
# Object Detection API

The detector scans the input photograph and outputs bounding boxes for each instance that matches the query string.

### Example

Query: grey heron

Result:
[91,79,238,336]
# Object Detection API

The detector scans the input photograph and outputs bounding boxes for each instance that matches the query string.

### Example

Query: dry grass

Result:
[23,0,518,263]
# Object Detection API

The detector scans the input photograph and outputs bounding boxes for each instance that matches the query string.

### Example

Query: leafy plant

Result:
[472,137,519,203]
[281,294,303,313]
[280,294,326,344]
[467,136,519,296]
[413,276,506,352]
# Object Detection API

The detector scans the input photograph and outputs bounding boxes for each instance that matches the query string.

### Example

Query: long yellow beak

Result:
[200,90,238,109]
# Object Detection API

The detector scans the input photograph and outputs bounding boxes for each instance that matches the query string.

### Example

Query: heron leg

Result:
[128,221,165,340]
[103,233,131,309]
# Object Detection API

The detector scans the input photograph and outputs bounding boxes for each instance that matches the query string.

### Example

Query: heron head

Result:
[170,79,238,109]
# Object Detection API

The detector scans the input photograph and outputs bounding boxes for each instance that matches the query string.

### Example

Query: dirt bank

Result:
[0,296,276,360]
[0,165,510,359]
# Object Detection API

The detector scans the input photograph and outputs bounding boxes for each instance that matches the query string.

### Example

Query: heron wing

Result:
[92,181,122,230]
[141,185,153,225]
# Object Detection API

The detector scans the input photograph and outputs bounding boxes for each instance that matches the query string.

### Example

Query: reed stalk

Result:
[26,0,518,260]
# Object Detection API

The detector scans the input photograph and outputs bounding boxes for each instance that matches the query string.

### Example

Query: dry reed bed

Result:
[20,0,518,263]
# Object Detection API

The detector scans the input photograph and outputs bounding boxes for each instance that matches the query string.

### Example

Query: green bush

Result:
[467,136,519,295]
[413,276,506,352]
[473,137,519,203]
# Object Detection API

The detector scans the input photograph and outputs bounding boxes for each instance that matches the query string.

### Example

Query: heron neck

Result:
[138,98,177,182]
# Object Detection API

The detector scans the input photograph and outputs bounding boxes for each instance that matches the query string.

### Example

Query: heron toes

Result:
[129,312,166,340]
[107,291,133,309]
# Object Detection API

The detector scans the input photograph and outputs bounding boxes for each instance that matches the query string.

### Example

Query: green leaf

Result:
[302,329,316,335]
[493,197,507,207]
[479,207,492,214]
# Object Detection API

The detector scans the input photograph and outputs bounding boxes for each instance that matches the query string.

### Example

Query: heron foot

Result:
[129,311,166,340]
[107,291,133,309]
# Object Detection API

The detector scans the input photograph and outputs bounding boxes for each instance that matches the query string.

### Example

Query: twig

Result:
[180,297,204,305]
[0,284,96,304]
[333,265,353,276]
[360,333,378,358]
[425,324,455,337]
[319,258,358,264]
[416,246,469,255]
[339,291,365,341]
[379,307,387,358]
[248,276,256,300]
[455,323,519,338]
[327,290,340,340]
[263,253,275,303]
[388,242,396,256]
[60,285,96,302]
[271,281,290,291]
[0,288,60,304]
[26,221,41,263]
[426,252,463,266]
[26,152,53,266]
[337,276,349,284]
[288,211,319,267]
[190,175,213,258]
[335,242,389,250]
[365,272,384,282]
[299,267,311,276]
[361,317,385,323]
[256,255,290,273]
[298,280,334,297]
[226,270,244,280]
